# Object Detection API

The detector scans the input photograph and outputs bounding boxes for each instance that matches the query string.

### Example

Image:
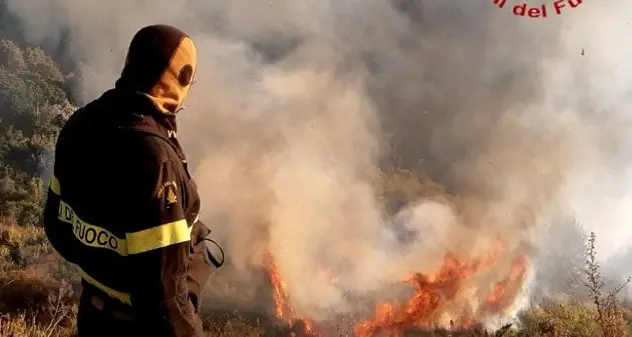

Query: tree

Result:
[0,37,74,226]
[0,39,25,70]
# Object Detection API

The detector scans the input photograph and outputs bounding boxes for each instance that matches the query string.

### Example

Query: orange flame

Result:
[266,252,316,334]
[266,242,528,337]
[353,251,528,337]
[482,254,528,314]
[268,254,293,319]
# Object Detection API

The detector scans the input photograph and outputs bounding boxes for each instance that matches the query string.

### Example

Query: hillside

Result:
[0,13,630,337]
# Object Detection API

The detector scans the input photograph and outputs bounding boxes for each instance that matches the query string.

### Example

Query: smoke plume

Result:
[8,0,632,329]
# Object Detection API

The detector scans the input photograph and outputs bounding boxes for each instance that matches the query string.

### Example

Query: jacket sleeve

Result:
[43,175,80,264]
[126,158,204,337]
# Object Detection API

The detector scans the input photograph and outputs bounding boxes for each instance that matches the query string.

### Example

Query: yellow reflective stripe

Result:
[51,175,192,255]
[126,219,191,255]
[50,176,61,195]
[58,200,128,256]
[78,268,131,305]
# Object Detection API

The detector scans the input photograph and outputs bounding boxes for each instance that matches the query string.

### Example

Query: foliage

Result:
[0,37,74,226]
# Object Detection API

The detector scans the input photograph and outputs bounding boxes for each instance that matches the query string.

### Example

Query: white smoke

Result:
[7,0,632,326]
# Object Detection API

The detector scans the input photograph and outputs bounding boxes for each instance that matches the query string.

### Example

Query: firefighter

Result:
[43,24,220,337]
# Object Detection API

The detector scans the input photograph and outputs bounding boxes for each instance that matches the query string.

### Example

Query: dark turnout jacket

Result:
[43,25,213,337]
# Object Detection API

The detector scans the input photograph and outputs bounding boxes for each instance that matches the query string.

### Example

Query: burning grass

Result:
[1,171,631,337]
[0,235,631,337]
[262,245,530,336]
[351,253,528,336]
[258,170,535,336]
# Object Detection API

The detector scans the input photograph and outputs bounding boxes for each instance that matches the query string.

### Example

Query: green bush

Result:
[0,37,73,227]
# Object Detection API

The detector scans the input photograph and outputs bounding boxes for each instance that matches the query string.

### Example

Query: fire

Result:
[353,251,528,337]
[266,253,315,334]
[482,254,528,314]
[265,242,529,337]
[268,255,292,319]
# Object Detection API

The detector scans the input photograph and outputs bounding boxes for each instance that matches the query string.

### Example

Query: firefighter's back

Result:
[47,89,173,305]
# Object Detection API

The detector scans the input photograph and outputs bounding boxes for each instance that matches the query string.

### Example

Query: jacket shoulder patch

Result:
[158,181,178,205]
[166,186,178,205]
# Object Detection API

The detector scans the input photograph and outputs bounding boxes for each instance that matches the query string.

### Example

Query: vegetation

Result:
[0,25,630,337]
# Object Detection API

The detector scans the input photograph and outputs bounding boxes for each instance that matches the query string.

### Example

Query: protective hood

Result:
[116,24,197,115]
